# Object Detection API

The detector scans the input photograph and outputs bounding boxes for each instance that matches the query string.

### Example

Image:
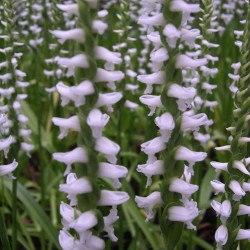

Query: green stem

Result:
[0,206,11,250]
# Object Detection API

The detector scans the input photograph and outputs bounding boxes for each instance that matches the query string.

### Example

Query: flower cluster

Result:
[134,1,209,243]
[51,1,129,249]
[211,3,250,248]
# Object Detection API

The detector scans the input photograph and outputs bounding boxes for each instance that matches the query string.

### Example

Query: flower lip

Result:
[98,190,129,206]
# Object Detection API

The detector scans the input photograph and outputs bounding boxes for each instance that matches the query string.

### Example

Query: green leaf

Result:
[3,178,60,249]
[122,199,159,250]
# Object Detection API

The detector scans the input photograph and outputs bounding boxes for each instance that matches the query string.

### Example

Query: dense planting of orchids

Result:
[2,0,250,249]
[0,1,33,178]
[50,1,129,249]
[210,3,250,249]
[134,0,213,246]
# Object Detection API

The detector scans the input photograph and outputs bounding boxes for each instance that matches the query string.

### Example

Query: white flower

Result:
[124,100,138,111]
[98,190,129,206]
[176,55,207,69]
[51,28,85,44]
[59,174,92,206]
[167,84,196,111]
[242,182,250,192]
[56,54,89,77]
[210,180,225,195]
[211,200,231,224]
[175,146,207,173]
[0,135,14,158]
[137,71,165,94]
[229,180,246,201]
[168,201,199,230]
[58,230,76,250]
[70,80,95,107]
[0,160,18,178]
[170,0,200,24]
[169,178,199,198]
[155,112,175,141]
[69,211,97,233]
[92,20,108,35]
[135,191,163,222]
[210,161,228,172]
[233,160,250,175]
[95,137,120,164]
[21,143,34,157]
[236,229,250,241]
[103,206,119,241]
[163,24,180,48]
[138,13,164,26]
[137,160,164,187]
[98,162,128,188]
[141,137,166,163]
[181,113,209,132]
[180,28,200,48]
[57,4,79,15]
[60,202,79,229]
[56,82,75,107]
[237,204,250,216]
[87,109,109,138]
[215,225,228,249]
[95,46,122,64]
[82,234,105,250]
[53,147,88,175]
[139,95,164,116]
[94,68,124,82]
[52,115,80,139]
[95,92,122,112]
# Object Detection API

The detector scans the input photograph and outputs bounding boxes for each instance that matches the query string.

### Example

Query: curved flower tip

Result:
[98,162,128,188]
[98,190,129,206]
[135,191,163,222]
[139,94,164,116]
[94,68,124,82]
[0,135,14,158]
[236,229,250,241]
[53,147,88,175]
[210,161,228,172]
[57,4,79,15]
[175,146,207,172]
[95,46,122,64]
[229,180,246,201]
[168,201,199,230]
[169,177,199,197]
[141,137,166,163]
[137,160,164,187]
[95,137,120,164]
[95,92,122,112]
[69,211,97,233]
[59,173,92,195]
[59,230,76,250]
[52,115,80,139]
[215,225,228,249]
[210,180,225,195]
[138,13,164,26]
[0,159,18,178]
[137,71,165,94]
[84,234,105,250]
[50,28,85,44]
